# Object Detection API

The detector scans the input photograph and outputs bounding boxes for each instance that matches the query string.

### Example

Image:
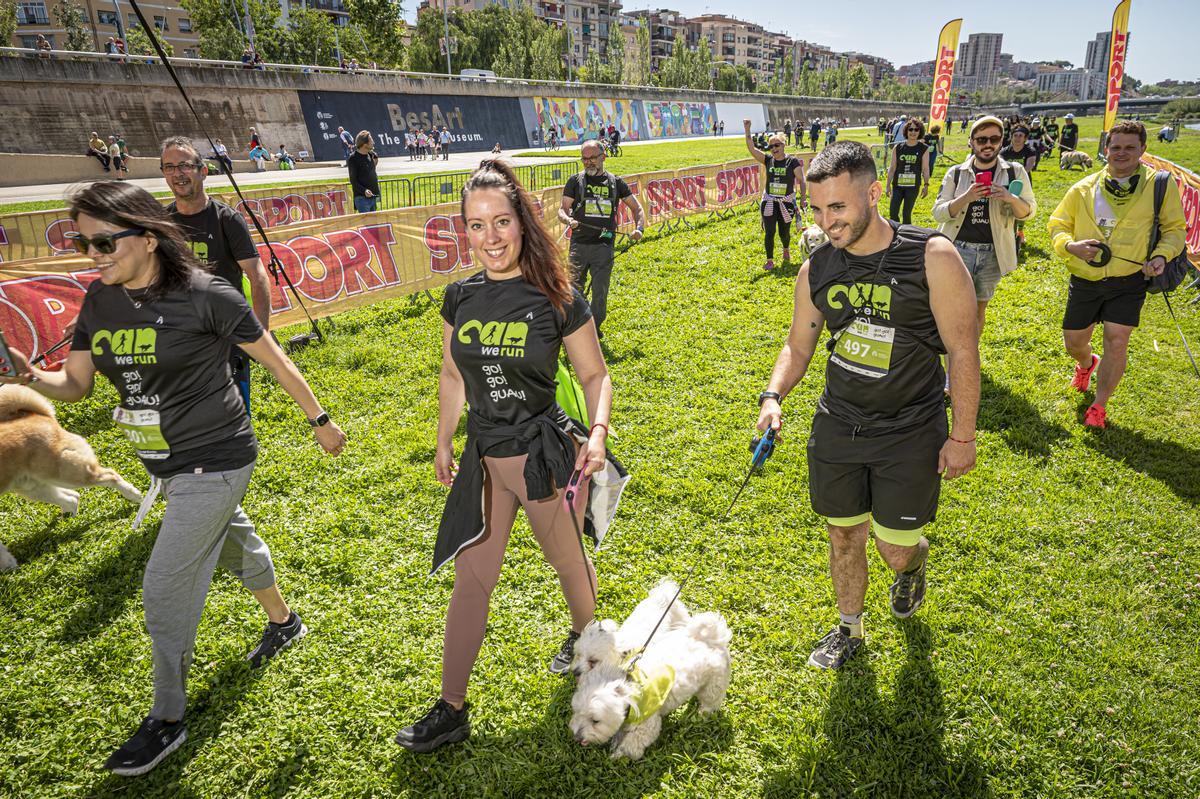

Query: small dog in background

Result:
[569,609,732,760]
[797,223,829,263]
[1060,150,1094,170]
[572,579,691,676]
[0,385,142,571]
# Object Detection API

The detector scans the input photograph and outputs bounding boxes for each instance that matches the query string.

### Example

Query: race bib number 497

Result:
[831,317,894,379]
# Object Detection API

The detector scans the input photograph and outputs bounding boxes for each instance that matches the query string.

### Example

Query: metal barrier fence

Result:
[378,161,573,210]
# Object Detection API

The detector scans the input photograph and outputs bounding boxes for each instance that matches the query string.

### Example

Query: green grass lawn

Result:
[1,117,1199,798]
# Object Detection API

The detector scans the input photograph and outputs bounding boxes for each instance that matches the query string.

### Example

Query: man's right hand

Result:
[1066,239,1103,262]
[756,398,782,434]
[569,219,580,230]
[958,182,990,203]
[743,119,752,132]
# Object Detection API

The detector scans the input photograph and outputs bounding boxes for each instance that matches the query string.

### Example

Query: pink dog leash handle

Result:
[563,468,590,515]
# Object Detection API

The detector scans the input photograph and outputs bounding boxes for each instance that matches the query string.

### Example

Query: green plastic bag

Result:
[555,360,589,427]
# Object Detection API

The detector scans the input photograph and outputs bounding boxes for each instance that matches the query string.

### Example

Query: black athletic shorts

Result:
[806,409,948,530]
[1062,272,1147,330]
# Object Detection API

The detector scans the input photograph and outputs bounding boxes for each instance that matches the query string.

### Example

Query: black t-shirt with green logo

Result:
[955,165,995,244]
[892,143,928,189]
[71,271,263,477]
[1044,121,1060,141]
[1060,123,1079,149]
[441,272,591,452]
[808,222,947,429]
[762,155,802,201]
[564,171,631,245]
[166,199,257,292]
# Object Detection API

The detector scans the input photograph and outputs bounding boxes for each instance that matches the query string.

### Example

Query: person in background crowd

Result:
[890,115,907,145]
[0,180,345,777]
[932,116,1036,367]
[924,123,942,170]
[35,34,51,58]
[810,118,821,150]
[440,126,452,161]
[1000,126,1038,181]
[347,130,380,213]
[252,51,265,70]
[248,127,261,151]
[241,47,254,69]
[338,126,355,163]
[247,144,271,172]
[960,117,968,133]
[491,142,502,154]
[886,118,930,226]
[117,134,129,165]
[784,119,793,146]
[558,140,646,338]
[276,145,295,169]
[1157,124,1176,144]
[719,120,725,135]
[212,139,233,173]
[1048,120,1186,429]
[825,120,839,147]
[395,159,616,754]
[160,136,273,411]
[744,118,807,271]
[406,131,417,160]
[88,131,112,172]
[108,136,127,175]
[105,36,119,55]
[1059,113,1080,155]
[1043,116,1060,154]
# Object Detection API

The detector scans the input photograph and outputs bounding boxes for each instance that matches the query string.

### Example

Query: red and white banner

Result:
[1104,0,1132,133]
[1,159,762,369]
[1142,153,1200,269]
[929,19,962,133]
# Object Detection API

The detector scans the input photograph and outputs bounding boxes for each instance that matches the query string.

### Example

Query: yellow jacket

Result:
[1048,163,1187,280]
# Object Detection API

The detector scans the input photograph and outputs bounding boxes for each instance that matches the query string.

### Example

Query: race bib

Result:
[584,196,613,218]
[768,180,788,197]
[897,172,917,187]
[113,406,170,460]
[831,317,895,379]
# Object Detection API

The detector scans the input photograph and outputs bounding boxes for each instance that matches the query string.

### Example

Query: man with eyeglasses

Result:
[160,136,272,412]
[933,116,1036,355]
[557,139,645,339]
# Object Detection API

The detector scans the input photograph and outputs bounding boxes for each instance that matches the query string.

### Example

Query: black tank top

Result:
[809,221,947,429]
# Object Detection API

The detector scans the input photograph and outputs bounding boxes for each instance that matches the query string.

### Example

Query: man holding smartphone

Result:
[933,116,1037,345]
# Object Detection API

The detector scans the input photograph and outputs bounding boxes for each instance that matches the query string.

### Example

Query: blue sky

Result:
[438,0,1196,85]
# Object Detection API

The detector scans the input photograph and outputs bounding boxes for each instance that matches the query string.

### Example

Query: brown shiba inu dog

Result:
[0,385,142,570]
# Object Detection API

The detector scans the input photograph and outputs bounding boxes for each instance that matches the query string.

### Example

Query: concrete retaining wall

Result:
[1,56,951,166]
[0,152,327,188]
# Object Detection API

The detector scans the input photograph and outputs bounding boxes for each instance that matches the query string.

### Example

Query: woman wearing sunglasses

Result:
[744,119,807,270]
[885,118,931,225]
[0,181,346,777]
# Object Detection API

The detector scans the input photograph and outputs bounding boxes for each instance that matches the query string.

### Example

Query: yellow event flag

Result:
[929,19,962,131]
[1104,0,1132,132]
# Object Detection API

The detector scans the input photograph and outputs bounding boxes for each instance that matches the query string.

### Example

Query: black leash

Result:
[623,427,778,671]
[1161,290,1200,379]
[30,333,71,367]
[127,0,324,351]
[564,469,597,607]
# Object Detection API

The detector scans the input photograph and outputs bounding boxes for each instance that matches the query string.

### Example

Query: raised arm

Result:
[743,119,766,165]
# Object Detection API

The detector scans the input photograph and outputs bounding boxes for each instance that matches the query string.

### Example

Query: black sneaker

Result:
[246,611,308,668]
[807,626,864,670]
[549,630,580,675]
[890,558,927,619]
[103,716,187,777]
[395,700,471,753]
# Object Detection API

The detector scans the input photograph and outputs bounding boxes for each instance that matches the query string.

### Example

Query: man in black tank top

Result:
[756,142,981,670]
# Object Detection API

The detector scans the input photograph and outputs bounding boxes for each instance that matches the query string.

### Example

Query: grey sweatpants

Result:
[145,461,276,720]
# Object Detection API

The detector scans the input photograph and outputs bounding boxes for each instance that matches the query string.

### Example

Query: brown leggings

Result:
[441,453,596,706]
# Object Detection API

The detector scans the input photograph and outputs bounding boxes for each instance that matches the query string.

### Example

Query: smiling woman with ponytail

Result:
[394,159,627,754]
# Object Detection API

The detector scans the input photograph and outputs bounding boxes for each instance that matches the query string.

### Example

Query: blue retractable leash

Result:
[615,427,779,670]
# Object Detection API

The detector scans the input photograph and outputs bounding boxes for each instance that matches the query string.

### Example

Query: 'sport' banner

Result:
[1,159,761,368]
[1142,154,1200,269]
[928,19,962,134]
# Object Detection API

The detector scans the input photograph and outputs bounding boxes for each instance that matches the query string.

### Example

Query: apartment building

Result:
[1036,66,1105,101]
[627,7,685,71]
[1084,30,1129,76]
[686,13,772,83]
[953,32,1003,92]
[10,0,200,56]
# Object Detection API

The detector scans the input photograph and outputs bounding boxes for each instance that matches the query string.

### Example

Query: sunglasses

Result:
[64,228,146,255]
[973,135,1003,145]
[770,144,785,150]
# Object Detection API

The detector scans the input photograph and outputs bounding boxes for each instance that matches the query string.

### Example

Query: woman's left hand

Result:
[315,421,347,455]
[575,430,608,477]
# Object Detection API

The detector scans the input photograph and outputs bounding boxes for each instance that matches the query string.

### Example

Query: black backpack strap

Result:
[1149,170,1169,258]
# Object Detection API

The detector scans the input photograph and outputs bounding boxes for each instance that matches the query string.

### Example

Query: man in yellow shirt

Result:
[1048,120,1187,428]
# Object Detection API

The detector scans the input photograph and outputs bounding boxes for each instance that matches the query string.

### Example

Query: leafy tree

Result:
[714,62,754,93]
[492,5,546,79]
[51,0,92,51]
[181,0,248,60]
[528,23,565,81]
[0,0,16,44]
[847,64,870,99]
[606,21,624,86]
[406,7,479,74]
[633,24,650,86]
[656,35,710,90]
[284,7,337,66]
[344,0,404,67]
[126,24,174,56]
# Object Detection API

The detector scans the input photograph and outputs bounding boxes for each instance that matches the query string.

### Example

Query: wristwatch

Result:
[308,412,331,428]
[758,390,782,407]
